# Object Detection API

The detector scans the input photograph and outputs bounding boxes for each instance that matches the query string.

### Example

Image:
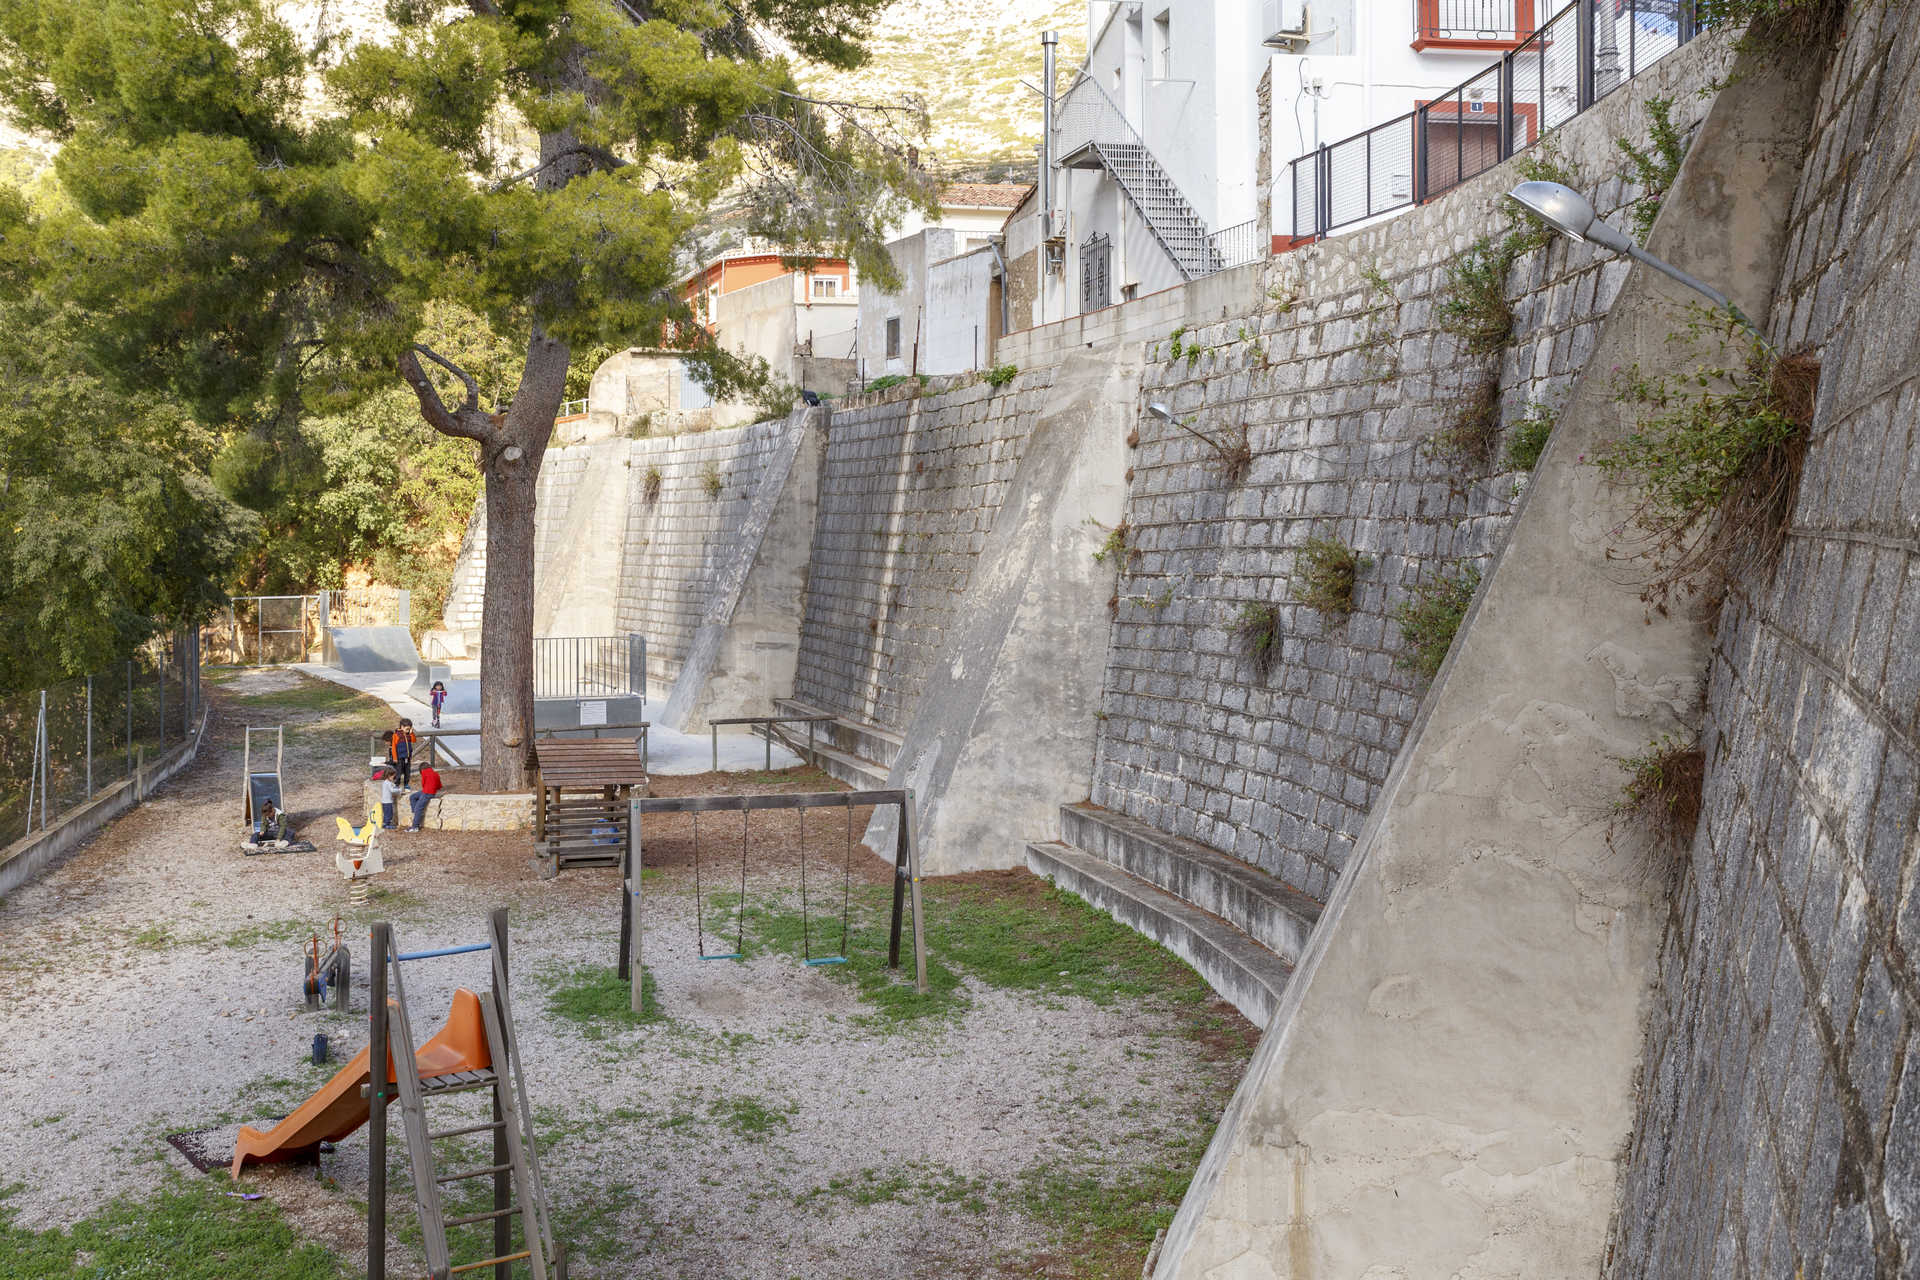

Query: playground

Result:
[0,669,1256,1279]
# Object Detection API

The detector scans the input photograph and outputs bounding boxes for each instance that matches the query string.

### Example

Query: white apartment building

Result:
[1011,0,1686,327]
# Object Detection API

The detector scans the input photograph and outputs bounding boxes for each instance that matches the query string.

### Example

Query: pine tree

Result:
[0,0,930,785]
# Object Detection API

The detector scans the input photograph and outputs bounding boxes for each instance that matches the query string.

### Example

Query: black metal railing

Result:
[1415,0,1536,45]
[1283,0,1699,243]
[532,634,647,700]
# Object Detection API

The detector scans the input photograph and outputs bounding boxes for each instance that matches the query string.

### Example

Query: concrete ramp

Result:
[323,626,420,673]
[407,664,480,714]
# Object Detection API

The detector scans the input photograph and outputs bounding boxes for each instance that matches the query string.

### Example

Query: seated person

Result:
[254,799,289,844]
[408,763,443,832]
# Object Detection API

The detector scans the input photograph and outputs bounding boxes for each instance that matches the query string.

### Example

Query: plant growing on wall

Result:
[1427,376,1504,471]
[1166,326,1188,361]
[1505,404,1557,471]
[1090,519,1138,568]
[1357,262,1400,383]
[1393,563,1482,679]
[984,364,1019,390]
[1596,320,1816,608]
[1291,536,1372,616]
[1505,144,1583,253]
[1152,411,1253,485]
[1614,732,1705,855]
[702,462,725,500]
[643,466,663,503]
[1436,236,1517,356]
[1618,97,1688,243]
[1233,602,1283,679]
[866,374,910,393]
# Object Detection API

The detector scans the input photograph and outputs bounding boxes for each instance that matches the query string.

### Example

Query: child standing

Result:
[379,768,406,830]
[385,718,419,787]
[429,681,448,729]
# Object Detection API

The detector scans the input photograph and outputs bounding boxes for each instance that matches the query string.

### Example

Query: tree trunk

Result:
[474,329,570,791]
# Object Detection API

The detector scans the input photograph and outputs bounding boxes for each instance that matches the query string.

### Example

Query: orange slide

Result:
[230,988,492,1179]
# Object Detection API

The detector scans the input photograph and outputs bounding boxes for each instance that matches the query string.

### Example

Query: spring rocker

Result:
[617,789,929,1010]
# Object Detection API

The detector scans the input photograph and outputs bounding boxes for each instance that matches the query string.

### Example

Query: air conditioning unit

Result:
[1045,209,1069,241]
[1263,0,1311,50]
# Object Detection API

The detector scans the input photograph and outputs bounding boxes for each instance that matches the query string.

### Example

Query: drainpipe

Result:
[1040,29,1058,327]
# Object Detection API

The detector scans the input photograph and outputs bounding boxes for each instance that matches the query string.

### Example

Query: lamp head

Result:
[1147,402,1175,423]
[1506,180,1632,252]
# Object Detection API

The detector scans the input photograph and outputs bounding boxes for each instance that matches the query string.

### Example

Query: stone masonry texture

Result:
[1605,5,1920,1277]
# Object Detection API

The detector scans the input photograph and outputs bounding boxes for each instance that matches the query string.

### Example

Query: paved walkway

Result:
[295,664,802,774]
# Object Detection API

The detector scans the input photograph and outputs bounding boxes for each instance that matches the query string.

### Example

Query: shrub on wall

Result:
[643,465,663,502]
[1618,97,1688,243]
[1290,536,1372,616]
[1436,235,1517,355]
[984,363,1018,390]
[1596,321,1816,608]
[1233,602,1282,679]
[1427,376,1504,471]
[1614,732,1706,857]
[1393,563,1482,679]
[701,461,724,499]
[1505,404,1557,471]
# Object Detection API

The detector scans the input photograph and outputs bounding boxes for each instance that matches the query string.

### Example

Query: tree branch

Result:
[489,145,628,192]
[399,344,492,441]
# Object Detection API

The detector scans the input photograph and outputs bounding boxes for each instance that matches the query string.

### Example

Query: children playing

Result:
[384,718,419,787]
[378,767,406,829]
[409,763,443,831]
[429,681,447,728]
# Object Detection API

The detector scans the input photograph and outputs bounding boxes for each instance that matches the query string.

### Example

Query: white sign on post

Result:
[580,700,608,727]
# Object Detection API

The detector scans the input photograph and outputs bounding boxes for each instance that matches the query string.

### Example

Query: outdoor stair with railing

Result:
[1055,76,1225,281]
[1026,803,1324,1025]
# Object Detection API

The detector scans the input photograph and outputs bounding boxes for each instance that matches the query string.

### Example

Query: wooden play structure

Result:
[527,737,649,876]
[232,909,563,1278]
[618,788,929,1008]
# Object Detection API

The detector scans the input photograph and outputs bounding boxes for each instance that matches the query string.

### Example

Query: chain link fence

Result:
[1,631,202,848]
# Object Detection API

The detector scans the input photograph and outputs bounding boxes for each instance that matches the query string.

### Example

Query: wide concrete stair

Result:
[770,697,897,790]
[1026,804,1323,1026]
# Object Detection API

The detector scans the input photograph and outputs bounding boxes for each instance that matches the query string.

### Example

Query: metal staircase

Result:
[1054,76,1224,280]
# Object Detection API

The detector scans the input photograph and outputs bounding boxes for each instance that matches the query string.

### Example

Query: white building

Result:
[1010,0,1685,327]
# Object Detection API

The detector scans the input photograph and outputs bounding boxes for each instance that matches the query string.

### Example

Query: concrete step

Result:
[799,737,890,791]
[1060,804,1321,967]
[1026,841,1289,1026]
[772,698,901,773]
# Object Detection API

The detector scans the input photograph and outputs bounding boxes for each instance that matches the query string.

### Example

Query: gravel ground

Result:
[0,670,1254,1278]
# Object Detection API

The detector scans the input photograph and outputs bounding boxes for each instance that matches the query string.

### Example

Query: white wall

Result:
[924,246,997,374]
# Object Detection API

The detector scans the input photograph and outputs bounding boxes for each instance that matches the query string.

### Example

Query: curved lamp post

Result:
[1506,180,1765,343]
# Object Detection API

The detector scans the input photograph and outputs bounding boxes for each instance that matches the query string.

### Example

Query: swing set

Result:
[617,789,927,1006]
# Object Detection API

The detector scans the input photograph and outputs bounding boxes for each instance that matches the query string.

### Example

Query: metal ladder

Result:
[371,912,564,1280]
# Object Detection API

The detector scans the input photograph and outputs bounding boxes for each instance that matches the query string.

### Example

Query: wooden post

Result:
[533,770,546,843]
[904,790,928,994]
[490,909,511,1280]
[888,797,909,971]
[627,792,645,1013]
[369,921,390,1280]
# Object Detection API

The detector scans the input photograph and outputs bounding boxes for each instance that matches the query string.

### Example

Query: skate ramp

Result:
[407,663,480,714]
[323,626,420,672]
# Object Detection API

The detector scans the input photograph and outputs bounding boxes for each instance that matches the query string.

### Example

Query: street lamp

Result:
[1506,180,1765,342]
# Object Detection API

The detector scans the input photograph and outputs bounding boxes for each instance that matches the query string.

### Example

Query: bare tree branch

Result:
[489,144,628,192]
[399,344,493,441]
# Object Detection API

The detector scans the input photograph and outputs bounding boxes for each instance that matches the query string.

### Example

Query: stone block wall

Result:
[1606,5,1920,1275]
[790,371,1058,731]
[612,419,789,692]
[1088,39,1731,903]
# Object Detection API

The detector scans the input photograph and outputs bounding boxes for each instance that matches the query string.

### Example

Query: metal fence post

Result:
[1498,51,1515,160]
[86,676,93,799]
[126,661,133,780]
[1576,0,1596,111]
[157,653,166,746]
[1413,107,1430,203]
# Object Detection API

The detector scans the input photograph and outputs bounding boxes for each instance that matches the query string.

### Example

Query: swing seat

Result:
[804,956,848,967]
[699,951,744,961]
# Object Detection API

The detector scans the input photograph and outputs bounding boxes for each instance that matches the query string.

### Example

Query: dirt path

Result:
[0,670,1254,1279]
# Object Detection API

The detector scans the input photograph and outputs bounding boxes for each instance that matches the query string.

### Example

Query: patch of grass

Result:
[1015,1139,1210,1275]
[1505,403,1557,471]
[1290,536,1371,616]
[1615,733,1706,855]
[710,1094,792,1142]
[865,373,909,392]
[132,923,175,949]
[983,363,1018,390]
[542,963,664,1036]
[701,461,724,500]
[228,679,370,714]
[1618,96,1687,243]
[1596,325,1815,609]
[217,918,314,949]
[1435,234,1515,355]
[0,1175,348,1278]
[642,465,662,502]
[1393,563,1482,679]
[1232,602,1282,679]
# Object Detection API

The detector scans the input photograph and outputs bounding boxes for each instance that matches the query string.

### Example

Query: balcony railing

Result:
[1414,0,1538,49]
[1282,0,1699,244]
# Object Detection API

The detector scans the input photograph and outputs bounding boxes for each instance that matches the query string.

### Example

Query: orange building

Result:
[680,253,855,331]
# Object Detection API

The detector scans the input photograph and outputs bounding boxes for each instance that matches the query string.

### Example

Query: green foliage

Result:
[865,374,910,392]
[643,466,663,503]
[1615,732,1705,852]
[983,363,1019,390]
[701,461,724,500]
[1595,325,1814,606]
[0,1176,347,1278]
[1091,519,1135,568]
[1435,235,1516,355]
[542,963,663,1035]
[1505,403,1557,471]
[1506,143,1582,253]
[1427,375,1504,472]
[1291,537,1372,616]
[1394,564,1481,679]
[1232,602,1282,678]
[1695,0,1845,51]
[1617,97,1688,242]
